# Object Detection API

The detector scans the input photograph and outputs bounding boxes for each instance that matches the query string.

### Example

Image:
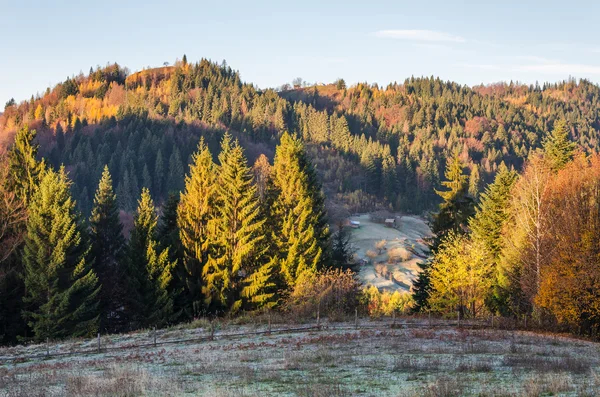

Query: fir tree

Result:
[89,166,127,333]
[542,119,576,171]
[204,134,275,311]
[469,162,518,314]
[127,189,175,329]
[330,222,356,272]
[23,167,100,341]
[178,137,217,316]
[468,164,481,200]
[167,148,184,193]
[7,126,45,205]
[269,133,329,288]
[158,193,186,320]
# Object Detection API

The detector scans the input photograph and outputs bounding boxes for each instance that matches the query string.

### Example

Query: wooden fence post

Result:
[392,311,396,328]
[153,326,157,347]
[316,300,321,329]
[46,337,50,357]
[268,311,272,335]
[355,308,358,329]
[97,333,101,354]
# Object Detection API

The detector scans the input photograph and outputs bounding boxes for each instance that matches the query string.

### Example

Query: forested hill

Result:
[2,58,600,215]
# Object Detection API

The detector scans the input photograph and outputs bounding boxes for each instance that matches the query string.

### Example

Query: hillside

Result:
[1,318,599,396]
[3,58,600,216]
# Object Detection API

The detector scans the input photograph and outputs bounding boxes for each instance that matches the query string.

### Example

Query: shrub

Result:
[388,247,412,263]
[361,285,414,317]
[284,269,361,320]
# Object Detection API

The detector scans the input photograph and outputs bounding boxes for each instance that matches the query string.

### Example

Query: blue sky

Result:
[2,0,600,106]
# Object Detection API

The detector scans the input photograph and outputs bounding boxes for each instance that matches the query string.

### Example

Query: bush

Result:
[362,285,414,317]
[388,247,412,263]
[284,269,361,321]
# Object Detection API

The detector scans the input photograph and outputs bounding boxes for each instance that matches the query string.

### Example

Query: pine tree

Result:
[23,167,99,341]
[468,164,481,199]
[167,148,184,193]
[203,134,275,311]
[542,119,576,171]
[269,132,329,288]
[469,163,518,314]
[89,166,127,333]
[178,137,217,316]
[0,154,27,343]
[432,154,474,247]
[7,126,45,205]
[330,222,356,272]
[158,193,185,320]
[127,189,175,329]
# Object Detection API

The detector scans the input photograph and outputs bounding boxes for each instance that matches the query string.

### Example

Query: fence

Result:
[0,315,494,364]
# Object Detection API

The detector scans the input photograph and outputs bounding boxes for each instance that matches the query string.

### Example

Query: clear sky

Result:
[2,0,600,107]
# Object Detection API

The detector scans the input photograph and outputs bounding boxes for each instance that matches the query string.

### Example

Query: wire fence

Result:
[0,315,495,364]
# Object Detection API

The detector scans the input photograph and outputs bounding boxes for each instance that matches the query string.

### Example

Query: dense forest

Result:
[414,121,600,337]
[4,57,600,216]
[3,56,600,343]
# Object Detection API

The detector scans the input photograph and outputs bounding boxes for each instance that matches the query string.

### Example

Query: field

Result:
[2,318,600,396]
[349,214,432,292]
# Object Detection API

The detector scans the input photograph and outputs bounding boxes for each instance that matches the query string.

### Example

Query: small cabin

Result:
[384,218,395,228]
[350,220,361,229]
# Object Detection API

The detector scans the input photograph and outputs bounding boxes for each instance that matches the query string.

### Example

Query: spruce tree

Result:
[158,193,185,319]
[89,166,127,333]
[468,164,481,200]
[269,132,329,288]
[542,119,576,171]
[204,134,275,311]
[178,137,217,316]
[0,154,27,343]
[470,163,518,314]
[127,189,175,329]
[7,126,45,205]
[331,222,356,272]
[23,167,100,341]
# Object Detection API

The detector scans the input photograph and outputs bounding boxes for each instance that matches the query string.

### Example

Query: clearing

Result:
[349,214,432,292]
[1,319,599,396]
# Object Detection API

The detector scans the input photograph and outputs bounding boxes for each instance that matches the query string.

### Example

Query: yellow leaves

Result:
[429,233,493,318]
[34,104,44,121]
[362,285,414,317]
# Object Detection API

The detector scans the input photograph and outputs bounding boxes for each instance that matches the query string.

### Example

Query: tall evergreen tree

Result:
[330,222,356,272]
[178,137,217,316]
[468,164,481,200]
[158,193,185,319]
[7,126,45,205]
[167,148,184,193]
[89,166,127,332]
[269,132,329,288]
[127,189,175,329]
[542,119,576,171]
[469,162,518,314]
[22,167,99,341]
[0,154,27,343]
[203,134,275,311]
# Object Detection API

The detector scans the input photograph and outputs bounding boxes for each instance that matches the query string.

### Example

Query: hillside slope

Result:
[1,319,599,396]
[2,59,600,215]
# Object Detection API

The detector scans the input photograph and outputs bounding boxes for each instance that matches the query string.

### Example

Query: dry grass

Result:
[1,320,599,396]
